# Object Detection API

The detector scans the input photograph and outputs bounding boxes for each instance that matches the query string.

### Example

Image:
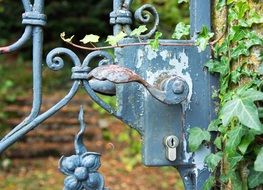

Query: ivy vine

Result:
[189,0,263,189]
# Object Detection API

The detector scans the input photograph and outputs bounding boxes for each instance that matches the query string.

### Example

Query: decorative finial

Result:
[58,106,106,190]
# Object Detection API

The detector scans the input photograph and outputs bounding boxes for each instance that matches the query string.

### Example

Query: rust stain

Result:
[87,64,149,87]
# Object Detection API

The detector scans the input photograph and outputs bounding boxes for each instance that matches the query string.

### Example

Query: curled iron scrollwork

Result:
[134,4,160,39]
[46,48,82,71]
[110,0,160,39]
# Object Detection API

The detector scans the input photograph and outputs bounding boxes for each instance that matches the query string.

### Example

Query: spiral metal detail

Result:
[46,48,82,71]
[134,4,160,39]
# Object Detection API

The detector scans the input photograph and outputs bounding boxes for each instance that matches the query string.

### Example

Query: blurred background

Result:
[0,0,189,189]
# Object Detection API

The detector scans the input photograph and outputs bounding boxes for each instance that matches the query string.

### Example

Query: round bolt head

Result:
[172,80,184,94]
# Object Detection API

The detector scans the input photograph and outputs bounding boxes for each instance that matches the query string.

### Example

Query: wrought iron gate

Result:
[0,0,216,189]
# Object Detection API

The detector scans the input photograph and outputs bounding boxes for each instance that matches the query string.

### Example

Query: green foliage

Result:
[188,127,211,152]
[106,31,127,46]
[254,147,263,171]
[117,128,142,171]
[202,176,215,190]
[80,34,100,44]
[189,0,263,189]
[130,25,148,37]
[248,168,263,188]
[205,152,223,172]
[171,22,190,40]
[220,94,263,132]
[91,95,116,115]
[195,26,214,51]
[149,31,162,50]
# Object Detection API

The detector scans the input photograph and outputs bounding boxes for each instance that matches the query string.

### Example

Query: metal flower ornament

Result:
[59,107,107,190]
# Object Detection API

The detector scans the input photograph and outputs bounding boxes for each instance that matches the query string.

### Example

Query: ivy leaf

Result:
[178,0,189,3]
[106,31,127,46]
[227,152,243,169]
[214,136,222,150]
[230,171,243,190]
[221,98,263,132]
[230,70,242,84]
[225,126,246,155]
[234,1,249,19]
[195,26,214,52]
[255,147,263,171]
[240,88,263,102]
[229,26,248,42]
[60,32,74,43]
[171,22,190,40]
[188,127,211,152]
[149,32,162,51]
[80,34,100,44]
[245,32,263,48]
[231,41,250,59]
[214,39,228,57]
[238,130,255,154]
[130,25,147,37]
[240,11,263,27]
[202,176,215,190]
[205,152,223,172]
[216,0,226,10]
[205,56,229,76]
[208,119,221,132]
[220,74,230,95]
[248,168,263,188]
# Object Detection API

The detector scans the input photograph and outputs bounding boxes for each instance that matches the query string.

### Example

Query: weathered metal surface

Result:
[115,38,216,190]
[0,0,216,189]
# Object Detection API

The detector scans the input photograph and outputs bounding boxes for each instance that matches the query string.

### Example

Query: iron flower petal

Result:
[63,175,82,190]
[81,152,101,172]
[83,172,105,190]
[59,155,81,175]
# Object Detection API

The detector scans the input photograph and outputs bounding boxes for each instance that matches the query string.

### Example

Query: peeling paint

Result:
[168,50,193,102]
[160,50,170,61]
[136,49,144,69]
[146,46,158,60]
[182,133,192,162]
[144,50,193,104]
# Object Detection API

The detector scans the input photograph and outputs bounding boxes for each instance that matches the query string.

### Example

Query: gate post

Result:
[0,0,216,189]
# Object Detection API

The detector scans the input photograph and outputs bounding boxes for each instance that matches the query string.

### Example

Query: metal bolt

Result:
[172,80,184,94]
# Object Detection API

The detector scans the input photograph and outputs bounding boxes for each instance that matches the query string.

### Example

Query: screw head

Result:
[172,80,184,94]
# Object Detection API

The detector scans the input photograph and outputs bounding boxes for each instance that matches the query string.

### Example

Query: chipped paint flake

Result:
[136,49,144,69]
[168,50,193,102]
[160,50,170,61]
[146,46,158,60]
[145,50,193,103]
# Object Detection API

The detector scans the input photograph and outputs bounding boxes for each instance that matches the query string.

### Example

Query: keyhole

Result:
[171,138,175,146]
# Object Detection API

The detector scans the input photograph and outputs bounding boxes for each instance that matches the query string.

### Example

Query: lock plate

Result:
[116,39,217,166]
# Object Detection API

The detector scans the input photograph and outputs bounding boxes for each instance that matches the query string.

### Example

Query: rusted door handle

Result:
[87,65,189,105]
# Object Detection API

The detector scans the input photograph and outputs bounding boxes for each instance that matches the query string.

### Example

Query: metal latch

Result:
[87,64,189,105]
